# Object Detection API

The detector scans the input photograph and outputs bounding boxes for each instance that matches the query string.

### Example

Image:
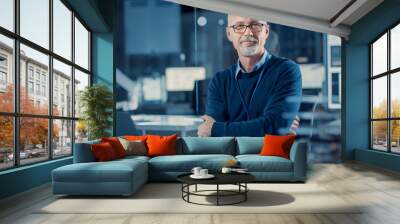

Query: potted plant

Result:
[79,84,113,140]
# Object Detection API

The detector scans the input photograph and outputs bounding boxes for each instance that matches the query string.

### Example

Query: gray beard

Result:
[240,45,259,57]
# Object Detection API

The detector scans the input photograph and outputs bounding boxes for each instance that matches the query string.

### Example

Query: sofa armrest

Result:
[73,140,100,163]
[289,140,308,181]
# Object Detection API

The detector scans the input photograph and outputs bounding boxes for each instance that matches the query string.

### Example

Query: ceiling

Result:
[167,0,384,38]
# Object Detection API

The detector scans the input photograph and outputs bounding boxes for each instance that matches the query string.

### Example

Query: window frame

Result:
[369,19,400,154]
[0,0,92,171]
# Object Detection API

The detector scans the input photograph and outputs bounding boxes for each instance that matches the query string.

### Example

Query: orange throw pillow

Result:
[91,142,117,161]
[146,134,177,157]
[124,135,148,141]
[101,137,127,158]
[259,134,296,159]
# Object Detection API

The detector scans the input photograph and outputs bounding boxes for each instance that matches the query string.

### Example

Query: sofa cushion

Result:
[91,142,118,161]
[118,137,147,156]
[235,137,263,155]
[178,137,235,155]
[260,134,296,159]
[101,137,127,158]
[147,134,177,157]
[148,154,235,172]
[236,155,293,172]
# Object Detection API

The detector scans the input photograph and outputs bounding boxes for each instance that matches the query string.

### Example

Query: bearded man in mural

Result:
[197,15,302,137]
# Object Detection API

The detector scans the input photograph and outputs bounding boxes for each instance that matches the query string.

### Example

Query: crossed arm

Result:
[198,65,302,137]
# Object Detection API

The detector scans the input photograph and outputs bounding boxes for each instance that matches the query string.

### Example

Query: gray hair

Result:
[227,14,268,26]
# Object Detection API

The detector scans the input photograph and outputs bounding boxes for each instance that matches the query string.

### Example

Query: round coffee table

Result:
[177,172,255,206]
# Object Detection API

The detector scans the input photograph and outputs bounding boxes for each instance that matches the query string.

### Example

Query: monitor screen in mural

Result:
[166,67,206,91]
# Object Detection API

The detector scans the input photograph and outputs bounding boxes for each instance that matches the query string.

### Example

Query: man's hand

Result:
[197,115,216,137]
[201,115,215,123]
[289,115,300,135]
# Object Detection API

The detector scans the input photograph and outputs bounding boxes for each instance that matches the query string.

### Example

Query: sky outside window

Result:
[20,0,49,49]
[391,24,400,70]
[53,0,72,60]
[372,33,387,76]
[0,0,14,31]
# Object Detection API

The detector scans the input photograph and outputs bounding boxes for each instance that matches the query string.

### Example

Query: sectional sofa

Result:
[52,137,308,196]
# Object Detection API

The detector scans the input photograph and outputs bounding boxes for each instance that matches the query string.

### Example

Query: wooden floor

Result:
[1,162,400,224]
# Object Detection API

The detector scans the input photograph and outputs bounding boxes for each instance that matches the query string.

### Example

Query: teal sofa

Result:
[52,137,308,196]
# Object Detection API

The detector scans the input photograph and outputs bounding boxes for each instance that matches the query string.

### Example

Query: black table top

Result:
[177,172,255,185]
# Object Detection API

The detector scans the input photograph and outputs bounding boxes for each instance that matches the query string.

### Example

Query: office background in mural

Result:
[115,0,342,163]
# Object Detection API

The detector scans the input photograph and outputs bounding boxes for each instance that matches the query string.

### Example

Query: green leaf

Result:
[79,84,114,140]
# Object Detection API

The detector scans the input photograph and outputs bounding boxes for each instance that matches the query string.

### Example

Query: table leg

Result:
[245,183,247,201]
[195,184,197,192]
[217,184,219,206]
[187,184,190,202]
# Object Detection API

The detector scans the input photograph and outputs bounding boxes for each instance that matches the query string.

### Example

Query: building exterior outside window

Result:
[0,0,91,170]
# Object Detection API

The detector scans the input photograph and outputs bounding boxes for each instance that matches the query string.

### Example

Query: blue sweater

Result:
[206,54,302,137]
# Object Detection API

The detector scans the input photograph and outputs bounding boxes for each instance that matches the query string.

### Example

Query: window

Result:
[0,0,14,32]
[0,0,91,170]
[19,117,49,164]
[36,83,40,95]
[0,53,8,89]
[370,22,400,154]
[328,72,341,108]
[0,116,13,170]
[372,34,387,77]
[74,17,89,70]
[20,0,49,49]
[53,0,72,60]
[28,67,34,80]
[35,70,41,81]
[42,85,46,97]
[53,59,72,117]
[0,52,9,91]
[390,24,400,70]
[0,71,6,85]
[0,55,7,67]
[74,69,89,119]
[0,34,14,113]
[330,46,341,67]
[53,120,72,158]
[28,81,34,94]
[54,89,58,104]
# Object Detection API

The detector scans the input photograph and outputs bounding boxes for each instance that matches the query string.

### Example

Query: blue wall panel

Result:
[343,44,369,159]
[0,158,72,199]
[355,149,400,172]
[92,33,114,87]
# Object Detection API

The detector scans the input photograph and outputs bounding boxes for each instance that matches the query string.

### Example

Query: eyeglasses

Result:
[229,23,265,34]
